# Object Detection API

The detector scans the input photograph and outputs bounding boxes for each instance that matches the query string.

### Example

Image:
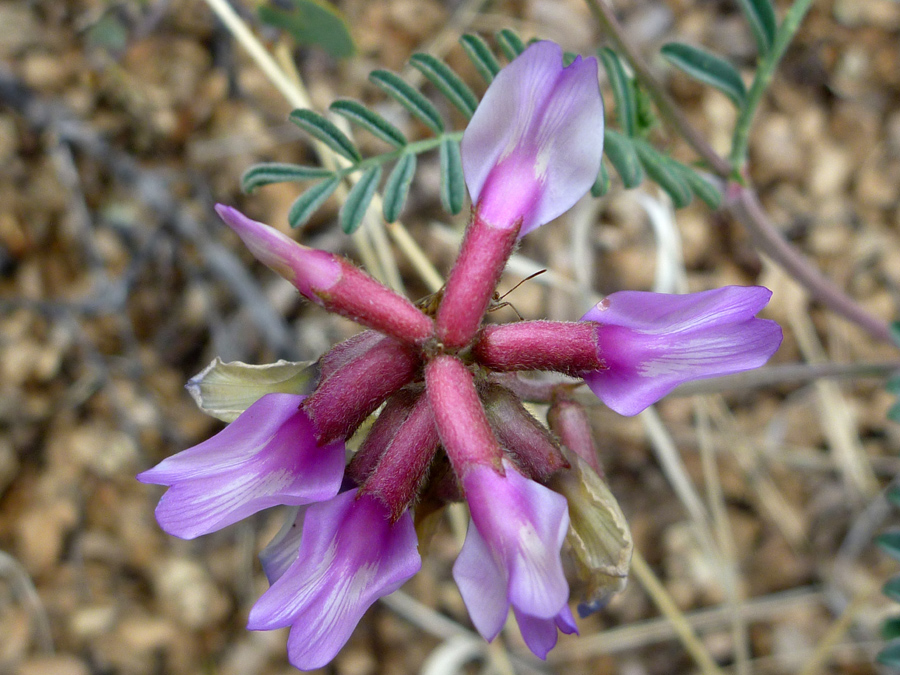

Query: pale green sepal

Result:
[550,448,633,615]
[186,357,320,422]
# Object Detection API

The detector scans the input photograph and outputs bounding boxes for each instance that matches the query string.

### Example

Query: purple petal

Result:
[514,604,578,660]
[247,491,420,671]
[138,393,345,539]
[463,462,570,620]
[259,506,307,584]
[581,287,773,332]
[138,394,306,483]
[581,287,783,416]
[461,42,604,236]
[453,518,511,641]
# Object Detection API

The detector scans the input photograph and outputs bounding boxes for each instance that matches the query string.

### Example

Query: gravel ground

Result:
[2,1,900,674]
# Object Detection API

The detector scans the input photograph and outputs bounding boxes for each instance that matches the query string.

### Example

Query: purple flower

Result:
[581,286,783,416]
[247,490,420,671]
[137,393,345,539]
[461,41,604,236]
[453,461,572,659]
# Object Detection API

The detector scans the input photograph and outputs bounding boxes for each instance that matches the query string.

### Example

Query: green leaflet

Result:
[734,0,777,56]
[382,153,417,223]
[257,0,355,59]
[340,166,382,234]
[496,28,525,60]
[460,33,500,84]
[599,48,637,137]
[590,161,611,198]
[660,42,748,108]
[439,137,465,215]
[289,108,361,162]
[329,99,407,148]
[603,130,643,189]
[369,70,445,134]
[241,163,333,193]
[634,140,693,208]
[288,176,341,228]
[409,53,479,119]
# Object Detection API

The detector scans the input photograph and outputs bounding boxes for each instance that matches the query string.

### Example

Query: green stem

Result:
[729,0,817,175]
[334,131,464,179]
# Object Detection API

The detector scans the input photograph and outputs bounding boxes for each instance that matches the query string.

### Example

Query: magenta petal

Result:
[581,287,783,416]
[259,506,307,584]
[214,204,339,298]
[453,518,511,641]
[247,491,420,671]
[462,462,570,620]
[137,394,344,539]
[514,604,578,660]
[461,41,604,236]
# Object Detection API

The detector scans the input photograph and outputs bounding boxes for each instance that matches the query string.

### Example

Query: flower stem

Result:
[583,0,731,177]
[728,186,894,344]
[729,0,817,176]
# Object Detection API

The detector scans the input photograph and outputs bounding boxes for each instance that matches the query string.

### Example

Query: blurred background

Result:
[2,0,900,673]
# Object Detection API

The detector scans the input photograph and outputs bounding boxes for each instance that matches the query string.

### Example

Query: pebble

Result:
[17,655,89,675]
[153,557,231,629]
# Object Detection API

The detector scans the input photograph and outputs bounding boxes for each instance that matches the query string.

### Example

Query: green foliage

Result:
[879,493,900,666]
[459,33,499,84]
[288,177,341,228]
[496,28,525,60]
[258,0,354,59]
[382,153,417,223]
[369,70,445,134]
[329,99,407,148]
[599,48,637,137]
[439,138,465,215]
[289,109,361,162]
[591,162,611,198]
[242,163,333,192]
[340,166,382,234]
[880,641,900,668]
[86,13,129,52]
[242,29,729,232]
[634,140,693,208]
[603,131,644,189]
[891,321,900,348]
[884,617,900,641]
[734,0,778,56]
[409,53,479,119]
[660,43,747,108]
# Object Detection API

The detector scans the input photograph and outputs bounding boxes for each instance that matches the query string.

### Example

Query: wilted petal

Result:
[461,41,604,236]
[581,287,782,416]
[248,490,420,670]
[458,461,570,623]
[138,393,344,539]
[514,604,578,660]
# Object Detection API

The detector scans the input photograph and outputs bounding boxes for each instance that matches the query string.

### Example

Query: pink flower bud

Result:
[216,205,433,345]
[358,392,440,520]
[474,321,604,375]
[303,335,421,444]
[425,355,503,475]
[481,383,569,481]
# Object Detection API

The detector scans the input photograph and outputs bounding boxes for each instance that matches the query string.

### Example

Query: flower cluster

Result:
[139,42,782,670]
